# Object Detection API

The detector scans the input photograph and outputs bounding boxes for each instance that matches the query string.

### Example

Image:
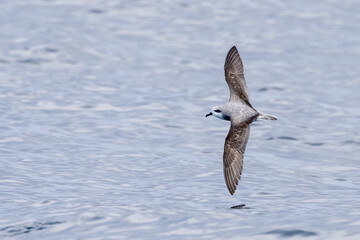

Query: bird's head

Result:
[206,106,230,121]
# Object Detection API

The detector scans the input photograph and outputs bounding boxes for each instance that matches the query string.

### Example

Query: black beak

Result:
[206,112,212,117]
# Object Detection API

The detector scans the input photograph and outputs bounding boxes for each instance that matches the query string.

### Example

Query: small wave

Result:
[278,136,298,141]
[258,86,284,92]
[264,229,317,237]
[0,221,64,237]
[304,142,324,146]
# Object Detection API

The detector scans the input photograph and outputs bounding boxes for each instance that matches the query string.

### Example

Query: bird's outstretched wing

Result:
[224,46,250,104]
[223,123,250,195]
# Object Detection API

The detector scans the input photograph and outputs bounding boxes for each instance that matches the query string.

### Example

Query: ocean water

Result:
[1,0,360,239]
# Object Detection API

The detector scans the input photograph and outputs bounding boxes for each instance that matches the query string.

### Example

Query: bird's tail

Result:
[256,112,277,121]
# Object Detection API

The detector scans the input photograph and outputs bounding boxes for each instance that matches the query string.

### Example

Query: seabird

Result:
[206,46,277,195]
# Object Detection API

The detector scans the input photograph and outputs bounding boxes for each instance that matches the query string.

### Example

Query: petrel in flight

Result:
[206,46,277,195]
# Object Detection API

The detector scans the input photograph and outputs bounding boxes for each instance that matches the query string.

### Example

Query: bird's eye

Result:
[214,109,221,113]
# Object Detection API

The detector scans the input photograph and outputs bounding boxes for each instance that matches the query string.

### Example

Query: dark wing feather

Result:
[223,123,250,195]
[224,46,250,103]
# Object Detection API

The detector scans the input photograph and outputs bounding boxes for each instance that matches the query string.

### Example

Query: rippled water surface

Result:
[1,0,360,239]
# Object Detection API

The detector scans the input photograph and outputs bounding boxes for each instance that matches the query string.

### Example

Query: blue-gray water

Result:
[1,0,360,239]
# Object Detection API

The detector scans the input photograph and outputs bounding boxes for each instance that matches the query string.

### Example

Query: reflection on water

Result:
[0,0,360,239]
